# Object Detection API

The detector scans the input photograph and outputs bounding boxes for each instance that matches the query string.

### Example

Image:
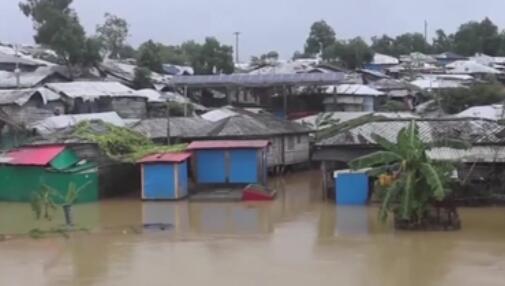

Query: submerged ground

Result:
[0,171,504,286]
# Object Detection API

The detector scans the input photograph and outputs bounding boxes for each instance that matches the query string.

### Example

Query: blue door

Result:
[144,164,174,199]
[178,161,188,196]
[335,173,369,205]
[197,150,226,183]
[229,149,258,183]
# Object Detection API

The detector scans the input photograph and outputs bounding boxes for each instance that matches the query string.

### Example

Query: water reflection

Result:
[0,171,505,286]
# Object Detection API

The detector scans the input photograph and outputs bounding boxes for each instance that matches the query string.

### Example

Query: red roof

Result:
[187,140,270,150]
[138,152,192,164]
[1,145,65,166]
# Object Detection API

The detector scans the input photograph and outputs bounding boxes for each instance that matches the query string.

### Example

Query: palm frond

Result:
[379,178,402,222]
[401,171,415,219]
[367,163,401,177]
[349,151,403,170]
[420,163,446,201]
[371,133,399,153]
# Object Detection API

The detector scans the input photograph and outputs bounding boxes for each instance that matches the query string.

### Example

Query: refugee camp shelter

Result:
[187,140,269,186]
[322,84,385,112]
[46,81,149,118]
[0,145,98,202]
[138,153,191,200]
[198,107,311,169]
[0,87,64,125]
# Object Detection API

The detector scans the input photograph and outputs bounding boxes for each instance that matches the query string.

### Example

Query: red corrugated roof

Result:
[187,140,270,150]
[1,145,65,166]
[138,152,192,164]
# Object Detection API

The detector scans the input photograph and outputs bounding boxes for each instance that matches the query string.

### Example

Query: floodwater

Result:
[1,171,505,286]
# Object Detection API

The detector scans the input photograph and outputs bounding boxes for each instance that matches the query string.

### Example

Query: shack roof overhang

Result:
[168,73,347,88]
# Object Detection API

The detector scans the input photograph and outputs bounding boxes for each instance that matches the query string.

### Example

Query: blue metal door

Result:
[197,150,226,183]
[335,173,369,205]
[229,149,258,183]
[178,161,188,196]
[144,164,174,199]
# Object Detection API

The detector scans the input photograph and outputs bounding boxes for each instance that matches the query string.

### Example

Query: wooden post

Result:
[166,102,171,145]
[283,86,288,119]
[321,161,328,200]
[226,88,232,105]
[183,85,188,117]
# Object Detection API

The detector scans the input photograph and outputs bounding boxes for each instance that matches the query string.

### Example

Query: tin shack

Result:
[187,140,269,186]
[0,145,98,202]
[138,152,191,200]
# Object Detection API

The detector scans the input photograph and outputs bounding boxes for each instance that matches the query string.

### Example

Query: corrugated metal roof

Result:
[317,118,505,146]
[169,72,346,88]
[45,81,143,100]
[371,53,400,65]
[324,84,385,96]
[198,107,310,137]
[456,105,504,121]
[31,112,126,136]
[446,60,502,74]
[296,112,418,131]
[428,146,505,163]
[138,152,192,163]
[132,117,212,139]
[0,87,60,106]
[187,140,270,150]
[0,145,65,166]
[0,51,43,66]
[0,68,64,89]
[201,108,238,122]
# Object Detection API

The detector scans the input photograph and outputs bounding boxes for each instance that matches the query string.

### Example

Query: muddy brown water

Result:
[1,170,505,286]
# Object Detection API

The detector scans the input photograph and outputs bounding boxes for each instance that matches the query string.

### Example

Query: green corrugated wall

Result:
[0,165,99,203]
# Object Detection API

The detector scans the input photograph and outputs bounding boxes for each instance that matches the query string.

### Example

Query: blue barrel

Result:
[335,172,369,205]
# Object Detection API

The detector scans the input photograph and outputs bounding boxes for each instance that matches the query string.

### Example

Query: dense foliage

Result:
[438,83,505,114]
[300,20,373,69]
[73,122,186,162]
[96,13,129,59]
[136,38,234,75]
[132,67,154,89]
[372,18,505,56]
[19,0,102,71]
[349,121,463,224]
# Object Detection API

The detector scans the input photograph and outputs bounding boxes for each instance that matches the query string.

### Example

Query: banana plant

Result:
[349,120,467,224]
[31,182,91,225]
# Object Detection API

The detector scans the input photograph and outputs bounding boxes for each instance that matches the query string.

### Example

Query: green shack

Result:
[0,145,98,202]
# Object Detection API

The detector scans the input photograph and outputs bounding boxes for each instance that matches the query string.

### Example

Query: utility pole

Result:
[14,44,20,88]
[233,32,241,64]
[424,20,428,42]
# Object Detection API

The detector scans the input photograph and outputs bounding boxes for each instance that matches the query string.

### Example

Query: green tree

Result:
[96,13,129,59]
[19,0,102,73]
[341,37,373,69]
[117,44,137,59]
[350,121,463,227]
[438,83,505,114]
[304,20,336,56]
[392,33,432,55]
[137,40,163,73]
[250,50,279,66]
[371,35,395,55]
[323,37,373,69]
[453,18,502,56]
[192,37,234,74]
[432,29,454,53]
[132,67,153,89]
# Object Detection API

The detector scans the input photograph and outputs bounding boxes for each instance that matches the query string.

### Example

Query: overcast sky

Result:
[2,0,505,60]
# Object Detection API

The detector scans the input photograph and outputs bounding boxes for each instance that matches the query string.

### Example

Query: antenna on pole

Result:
[233,32,241,64]
[424,20,428,42]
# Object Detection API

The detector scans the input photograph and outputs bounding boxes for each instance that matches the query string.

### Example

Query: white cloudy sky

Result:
[1,0,505,60]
